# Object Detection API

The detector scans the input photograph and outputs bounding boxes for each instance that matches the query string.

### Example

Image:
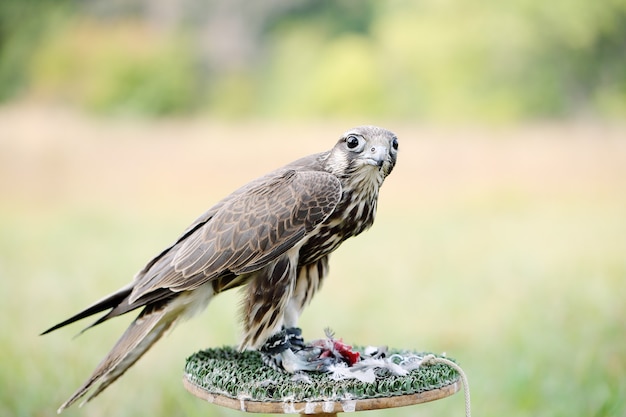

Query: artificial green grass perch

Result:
[183,345,464,416]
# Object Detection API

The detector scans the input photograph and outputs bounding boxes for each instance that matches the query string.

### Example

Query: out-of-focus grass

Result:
[1,105,625,417]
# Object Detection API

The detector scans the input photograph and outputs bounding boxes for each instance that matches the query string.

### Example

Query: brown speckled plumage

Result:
[43,125,398,412]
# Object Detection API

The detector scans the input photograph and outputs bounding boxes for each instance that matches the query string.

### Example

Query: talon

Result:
[264,347,333,373]
[260,328,356,373]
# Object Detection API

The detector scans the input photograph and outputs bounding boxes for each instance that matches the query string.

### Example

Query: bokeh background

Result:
[1,1,625,416]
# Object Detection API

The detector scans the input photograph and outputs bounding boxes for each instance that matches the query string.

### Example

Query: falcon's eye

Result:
[392,137,399,151]
[346,135,360,149]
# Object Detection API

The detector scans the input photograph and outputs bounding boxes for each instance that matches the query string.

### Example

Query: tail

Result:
[56,302,176,413]
[41,286,133,336]
[42,285,181,413]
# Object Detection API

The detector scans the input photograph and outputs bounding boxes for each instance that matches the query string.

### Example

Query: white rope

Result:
[421,354,472,417]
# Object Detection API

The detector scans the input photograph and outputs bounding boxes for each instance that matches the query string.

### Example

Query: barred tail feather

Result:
[57,305,174,413]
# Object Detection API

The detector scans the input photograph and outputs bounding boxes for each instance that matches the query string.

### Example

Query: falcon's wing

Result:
[129,170,341,302]
[132,151,330,283]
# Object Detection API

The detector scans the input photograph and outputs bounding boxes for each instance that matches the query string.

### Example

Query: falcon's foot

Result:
[260,327,363,373]
[260,327,334,373]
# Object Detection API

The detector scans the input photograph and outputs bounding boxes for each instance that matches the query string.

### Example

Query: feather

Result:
[44,125,399,411]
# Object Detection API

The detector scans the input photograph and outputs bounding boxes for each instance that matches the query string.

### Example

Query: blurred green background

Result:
[1,1,625,417]
[3,0,626,120]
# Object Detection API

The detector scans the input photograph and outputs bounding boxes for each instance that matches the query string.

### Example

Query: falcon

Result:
[43,125,399,412]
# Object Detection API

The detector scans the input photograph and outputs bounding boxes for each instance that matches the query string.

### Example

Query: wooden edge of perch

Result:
[183,374,461,414]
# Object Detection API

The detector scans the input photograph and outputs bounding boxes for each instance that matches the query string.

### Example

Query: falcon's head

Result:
[325,125,398,185]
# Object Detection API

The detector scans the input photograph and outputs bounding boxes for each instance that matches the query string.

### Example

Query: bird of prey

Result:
[43,125,399,412]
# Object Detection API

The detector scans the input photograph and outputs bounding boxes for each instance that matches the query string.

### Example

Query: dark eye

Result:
[392,137,399,151]
[346,135,360,149]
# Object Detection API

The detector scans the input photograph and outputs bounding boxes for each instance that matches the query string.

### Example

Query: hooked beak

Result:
[362,145,388,168]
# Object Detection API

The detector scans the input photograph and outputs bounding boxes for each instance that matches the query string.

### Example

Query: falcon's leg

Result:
[242,256,334,373]
[240,256,296,351]
[259,258,332,373]
[283,257,329,337]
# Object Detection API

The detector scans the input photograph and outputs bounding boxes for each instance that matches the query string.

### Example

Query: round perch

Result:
[184,347,461,415]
